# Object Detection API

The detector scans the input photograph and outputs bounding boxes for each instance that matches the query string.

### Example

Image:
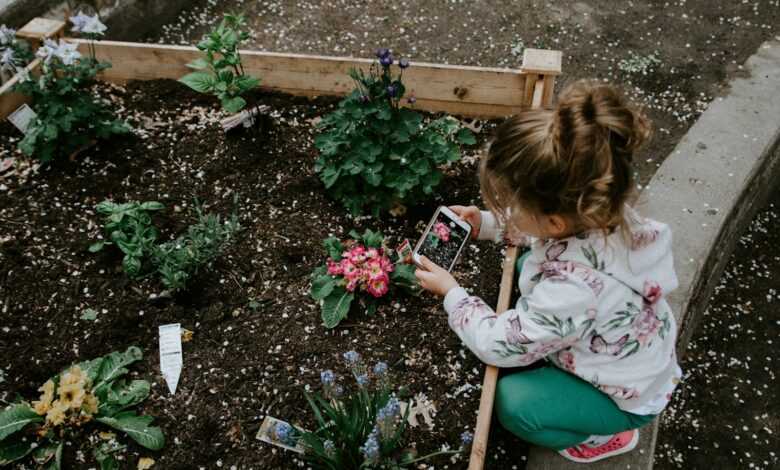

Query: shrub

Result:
[13,14,129,163]
[0,347,164,469]
[277,351,465,469]
[179,13,260,114]
[89,200,164,277]
[314,48,476,216]
[151,204,241,291]
[311,229,417,328]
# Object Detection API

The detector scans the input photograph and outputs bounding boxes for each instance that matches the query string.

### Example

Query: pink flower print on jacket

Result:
[540,261,605,297]
[631,227,660,250]
[557,349,576,373]
[643,280,662,305]
[433,222,451,242]
[598,384,640,400]
[450,296,495,330]
[589,333,634,356]
[634,305,663,346]
[506,316,532,347]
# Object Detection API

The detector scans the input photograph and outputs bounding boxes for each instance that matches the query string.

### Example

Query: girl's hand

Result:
[415,256,459,297]
[449,205,481,239]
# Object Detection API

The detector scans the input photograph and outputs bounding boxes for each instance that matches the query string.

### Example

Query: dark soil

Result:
[0,79,526,469]
[654,193,780,470]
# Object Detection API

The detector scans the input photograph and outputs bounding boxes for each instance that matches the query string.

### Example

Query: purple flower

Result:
[320,369,335,385]
[375,48,390,59]
[380,54,394,67]
[359,94,370,104]
[461,431,474,449]
[372,362,388,376]
[407,96,417,104]
[343,350,361,365]
[386,85,398,98]
[399,58,410,69]
[356,374,369,387]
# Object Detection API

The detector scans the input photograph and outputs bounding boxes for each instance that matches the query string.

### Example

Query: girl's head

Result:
[480,80,651,239]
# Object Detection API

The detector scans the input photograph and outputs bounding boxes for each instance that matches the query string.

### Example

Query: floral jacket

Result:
[443,208,681,412]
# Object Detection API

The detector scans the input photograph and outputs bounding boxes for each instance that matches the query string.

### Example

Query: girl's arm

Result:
[443,276,597,368]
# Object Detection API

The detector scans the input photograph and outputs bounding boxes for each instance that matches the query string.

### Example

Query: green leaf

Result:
[221,95,247,114]
[32,441,59,465]
[360,229,384,248]
[80,308,98,321]
[311,275,337,301]
[0,404,42,441]
[179,71,215,94]
[322,237,344,260]
[321,289,353,328]
[391,263,418,291]
[456,127,476,145]
[140,202,164,211]
[96,412,165,450]
[98,380,151,417]
[93,346,143,391]
[89,241,106,252]
[0,437,36,465]
[186,58,210,70]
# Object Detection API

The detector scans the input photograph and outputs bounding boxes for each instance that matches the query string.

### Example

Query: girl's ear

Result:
[546,214,570,237]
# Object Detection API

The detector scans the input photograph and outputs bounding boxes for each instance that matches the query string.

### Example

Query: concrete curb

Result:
[526,39,780,470]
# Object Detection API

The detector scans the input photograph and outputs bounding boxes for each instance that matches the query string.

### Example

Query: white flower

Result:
[36,39,81,66]
[0,47,15,66]
[69,12,91,33]
[0,25,15,46]
[81,15,107,35]
[70,12,106,35]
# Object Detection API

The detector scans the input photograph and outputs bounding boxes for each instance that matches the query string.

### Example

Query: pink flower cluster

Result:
[433,222,450,242]
[327,245,394,298]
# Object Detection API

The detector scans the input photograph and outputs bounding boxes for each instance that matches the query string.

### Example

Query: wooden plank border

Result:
[0,35,561,119]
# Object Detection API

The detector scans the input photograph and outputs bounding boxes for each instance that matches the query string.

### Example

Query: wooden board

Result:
[70,40,548,118]
[0,59,40,119]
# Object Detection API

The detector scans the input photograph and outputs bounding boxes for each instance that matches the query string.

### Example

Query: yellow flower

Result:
[82,393,99,415]
[61,365,88,387]
[32,380,55,415]
[45,399,69,426]
[137,457,155,470]
[59,381,86,410]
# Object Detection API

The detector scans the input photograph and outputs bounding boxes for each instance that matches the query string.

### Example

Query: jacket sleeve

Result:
[443,276,597,367]
[478,210,535,247]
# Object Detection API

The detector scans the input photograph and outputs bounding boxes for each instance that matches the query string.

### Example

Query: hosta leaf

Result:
[0,437,36,465]
[321,288,353,328]
[0,404,42,441]
[96,412,165,450]
[311,275,337,301]
[179,71,215,94]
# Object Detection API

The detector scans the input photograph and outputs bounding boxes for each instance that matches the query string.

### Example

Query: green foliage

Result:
[314,53,475,216]
[0,347,163,469]
[311,229,417,328]
[91,199,241,292]
[13,47,129,163]
[179,13,260,113]
[152,204,241,291]
[90,200,164,277]
[292,355,461,469]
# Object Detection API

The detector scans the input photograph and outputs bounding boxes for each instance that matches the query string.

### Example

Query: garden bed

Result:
[0,79,533,468]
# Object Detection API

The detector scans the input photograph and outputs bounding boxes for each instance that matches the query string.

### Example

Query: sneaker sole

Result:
[557,430,640,464]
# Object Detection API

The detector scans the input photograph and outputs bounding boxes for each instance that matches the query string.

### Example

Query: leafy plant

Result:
[311,229,417,328]
[617,52,661,75]
[13,16,129,163]
[179,13,260,113]
[151,203,241,291]
[0,24,34,73]
[89,200,164,277]
[314,48,476,216]
[0,347,164,469]
[277,351,464,469]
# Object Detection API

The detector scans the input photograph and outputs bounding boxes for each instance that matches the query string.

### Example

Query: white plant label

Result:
[7,104,37,134]
[257,416,306,454]
[159,323,183,395]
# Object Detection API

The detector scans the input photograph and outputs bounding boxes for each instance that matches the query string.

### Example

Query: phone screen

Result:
[417,211,470,271]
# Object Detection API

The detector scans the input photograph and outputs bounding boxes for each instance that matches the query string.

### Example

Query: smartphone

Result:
[413,206,472,272]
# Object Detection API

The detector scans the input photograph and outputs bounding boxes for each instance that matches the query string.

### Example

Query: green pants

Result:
[499,250,655,450]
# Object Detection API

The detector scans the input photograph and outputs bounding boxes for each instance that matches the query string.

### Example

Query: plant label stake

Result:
[158,323,183,395]
[7,104,37,134]
[257,416,306,454]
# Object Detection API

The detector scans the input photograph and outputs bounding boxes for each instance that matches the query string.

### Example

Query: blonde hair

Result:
[480,79,651,234]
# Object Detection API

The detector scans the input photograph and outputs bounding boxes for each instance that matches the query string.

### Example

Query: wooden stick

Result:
[468,77,549,470]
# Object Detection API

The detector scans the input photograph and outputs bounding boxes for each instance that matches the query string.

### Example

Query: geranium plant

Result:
[310,229,417,328]
[278,351,466,469]
[179,13,260,114]
[0,347,164,469]
[13,14,129,162]
[314,48,476,216]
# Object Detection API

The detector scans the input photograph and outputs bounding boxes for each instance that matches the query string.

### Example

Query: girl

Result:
[415,80,682,463]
